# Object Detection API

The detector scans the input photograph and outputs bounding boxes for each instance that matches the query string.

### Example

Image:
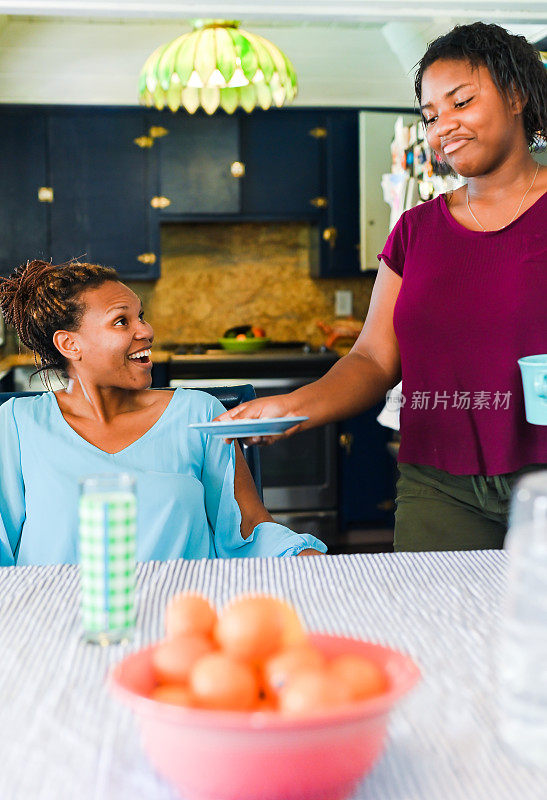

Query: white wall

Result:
[0,10,543,108]
[0,17,420,107]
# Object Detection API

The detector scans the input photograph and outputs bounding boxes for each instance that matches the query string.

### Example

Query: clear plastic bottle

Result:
[497,470,547,768]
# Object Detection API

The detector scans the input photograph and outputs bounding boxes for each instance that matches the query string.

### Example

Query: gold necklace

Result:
[466,163,539,232]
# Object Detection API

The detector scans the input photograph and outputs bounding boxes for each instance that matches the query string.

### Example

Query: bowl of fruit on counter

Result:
[219,325,270,353]
[109,593,420,800]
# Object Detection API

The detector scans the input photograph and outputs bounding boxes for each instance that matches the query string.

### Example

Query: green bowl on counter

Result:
[218,337,270,353]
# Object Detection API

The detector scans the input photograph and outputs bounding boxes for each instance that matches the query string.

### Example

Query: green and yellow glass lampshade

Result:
[138,20,298,115]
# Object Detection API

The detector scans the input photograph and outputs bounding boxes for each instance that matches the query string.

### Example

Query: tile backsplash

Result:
[129,221,375,346]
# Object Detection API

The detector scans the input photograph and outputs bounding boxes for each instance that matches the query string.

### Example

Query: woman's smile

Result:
[127,348,153,368]
[442,137,472,155]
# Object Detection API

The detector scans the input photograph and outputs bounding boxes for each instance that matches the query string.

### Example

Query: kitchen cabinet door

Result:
[338,404,396,529]
[151,111,240,216]
[0,108,49,277]
[312,112,361,278]
[48,109,158,279]
[239,110,324,217]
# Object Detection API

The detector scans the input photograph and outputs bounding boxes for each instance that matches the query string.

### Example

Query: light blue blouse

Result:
[0,389,327,566]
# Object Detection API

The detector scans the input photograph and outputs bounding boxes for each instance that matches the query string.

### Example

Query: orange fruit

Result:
[329,655,389,700]
[279,667,353,715]
[152,633,215,685]
[277,600,307,648]
[150,684,195,707]
[262,645,326,696]
[256,695,278,712]
[165,593,217,640]
[190,652,259,711]
[215,595,305,665]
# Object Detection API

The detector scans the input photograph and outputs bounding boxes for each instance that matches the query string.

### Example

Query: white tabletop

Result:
[1,551,545,800]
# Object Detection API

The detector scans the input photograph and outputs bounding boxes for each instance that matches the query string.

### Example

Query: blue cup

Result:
[518,355,547,425]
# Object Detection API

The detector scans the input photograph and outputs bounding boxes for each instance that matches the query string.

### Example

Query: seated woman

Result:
[0,260,327,566]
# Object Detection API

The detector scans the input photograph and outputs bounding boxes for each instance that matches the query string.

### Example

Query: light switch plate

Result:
[334,290,353,317]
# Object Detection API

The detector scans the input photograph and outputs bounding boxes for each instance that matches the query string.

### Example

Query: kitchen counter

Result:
[0,348,173,375]
[1,344,349,377]
[0,353,36,372]
[0,349,174,392]
[0,353,35,383]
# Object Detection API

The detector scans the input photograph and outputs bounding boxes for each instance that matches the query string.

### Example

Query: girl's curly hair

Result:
[0,259,118,387]
[414,22,547,150]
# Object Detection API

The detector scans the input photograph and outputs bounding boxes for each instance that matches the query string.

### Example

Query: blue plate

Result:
[188,417,309,438]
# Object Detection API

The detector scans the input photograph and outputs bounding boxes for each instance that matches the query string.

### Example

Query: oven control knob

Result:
[302,343,312,353]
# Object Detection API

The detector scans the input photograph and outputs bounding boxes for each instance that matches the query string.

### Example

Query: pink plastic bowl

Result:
[109,634,420,800]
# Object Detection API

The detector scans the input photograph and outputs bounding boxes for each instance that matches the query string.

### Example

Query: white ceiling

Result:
[0,2,545,107]
[1,1,547,24]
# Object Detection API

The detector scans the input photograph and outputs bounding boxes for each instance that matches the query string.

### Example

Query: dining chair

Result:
[0,385,262,497]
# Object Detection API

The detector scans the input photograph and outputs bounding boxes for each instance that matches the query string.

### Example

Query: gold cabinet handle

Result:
[376,499,395,512]
[38,187,54,203]
[230,161,245,178]
[150,196,171,209]
[149,126,169,138]
[339,432,354,455]
[323,226,338,249]
[310,196,328,209]
[309,126,327,139]
[137,253,157,265]
[134,136,154,148]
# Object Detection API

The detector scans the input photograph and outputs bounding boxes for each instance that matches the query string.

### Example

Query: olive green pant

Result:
[394,463,545,552]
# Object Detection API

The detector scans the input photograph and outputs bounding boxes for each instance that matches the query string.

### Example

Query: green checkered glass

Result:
[79,474,137,645]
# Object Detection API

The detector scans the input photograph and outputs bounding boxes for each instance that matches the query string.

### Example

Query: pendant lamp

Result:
[138,19,298,114]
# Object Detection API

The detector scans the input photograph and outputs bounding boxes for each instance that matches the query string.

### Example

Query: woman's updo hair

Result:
[0,259,118,383]
[414,22,547,150]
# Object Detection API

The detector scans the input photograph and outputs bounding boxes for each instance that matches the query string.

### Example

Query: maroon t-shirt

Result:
[378,192,547,475]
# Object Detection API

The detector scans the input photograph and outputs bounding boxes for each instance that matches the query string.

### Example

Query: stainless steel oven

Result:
[168,344,339,546]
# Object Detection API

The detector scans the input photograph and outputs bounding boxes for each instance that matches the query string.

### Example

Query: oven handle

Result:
[170,378,309,389]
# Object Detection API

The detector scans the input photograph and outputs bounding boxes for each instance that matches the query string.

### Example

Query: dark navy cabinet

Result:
[242,109,361,276]
[239,109,324,217]
[0,109,49,276]
[0,105,362,280]
[313,112,361,278]
[338,404,396,529]
[0,107,157,280]
[48,109,158,279]
[151,111,240,216]
[148,108,361,277]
